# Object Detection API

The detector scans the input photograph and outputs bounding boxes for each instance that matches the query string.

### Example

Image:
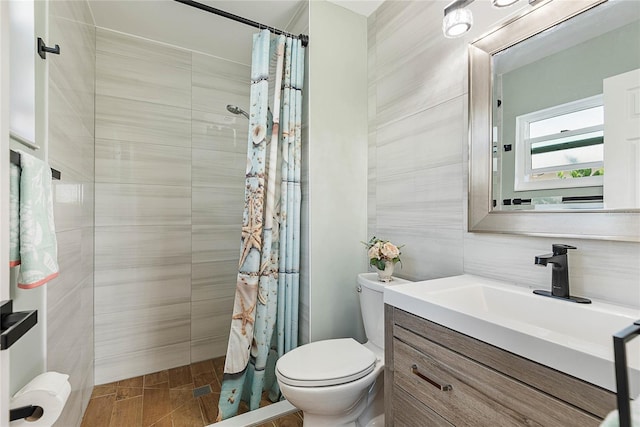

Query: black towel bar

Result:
[0,300,38,351]
[613,320,640,427]
[10,150,61,180]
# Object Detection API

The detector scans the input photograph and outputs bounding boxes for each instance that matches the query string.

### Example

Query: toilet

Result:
[275,272,411,427]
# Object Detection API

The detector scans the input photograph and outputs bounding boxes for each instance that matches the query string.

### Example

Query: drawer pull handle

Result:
[411,364,452,391]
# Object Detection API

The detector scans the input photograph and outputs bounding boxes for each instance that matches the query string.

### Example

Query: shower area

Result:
[88,0,308,424]
[93,26,251,380]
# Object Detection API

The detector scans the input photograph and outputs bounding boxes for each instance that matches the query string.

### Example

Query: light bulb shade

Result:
[492,0,519,7]
[442,7,473,38]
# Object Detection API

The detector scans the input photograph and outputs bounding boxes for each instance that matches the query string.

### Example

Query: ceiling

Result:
[87,0,383,65]
[329,0,384,17]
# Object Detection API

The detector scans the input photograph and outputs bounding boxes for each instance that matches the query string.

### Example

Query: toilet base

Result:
[357,376,384,427]
[300,376,384,427]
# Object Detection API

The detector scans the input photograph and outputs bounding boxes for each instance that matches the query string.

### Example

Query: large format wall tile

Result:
[191,298,234,343]
[53,181,86,233]
[95,225,191,269]
[50,0,94,27]
[192,79,251,116]
[96,50,191,108]
[95,264,191,315]
[191,296,234,362]
[376,96,466,176]
[190,52,249,362]
[192,148,246,185]
[373,1,467,128]
[48,228,86,327]
[192,184,244,226]
[95,303,191,359]
[48,17,95,136]
[46,2,96,426]
[377,164,464,232]
[191,337,229,364]
[192,53,250,80]
[192,53,250,115]
[95,138,191,186]
[192,225,241,264]
[192,109,249,153]
[93,223,192,383]
[48,82,95,182]
[96,28,191,70]
[95,95,191,148]
[95,342,191,386]
[191,261,237,302]
[95,183,191,226]
[47,278,91,389]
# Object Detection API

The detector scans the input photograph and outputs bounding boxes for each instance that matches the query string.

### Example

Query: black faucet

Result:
[533,244,591,304]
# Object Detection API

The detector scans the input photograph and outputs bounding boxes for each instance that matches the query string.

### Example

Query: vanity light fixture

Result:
[443,0,524,38]
[443,0,474,38]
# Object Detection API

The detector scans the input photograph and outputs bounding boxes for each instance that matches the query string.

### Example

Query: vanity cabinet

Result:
[384,305,617,426]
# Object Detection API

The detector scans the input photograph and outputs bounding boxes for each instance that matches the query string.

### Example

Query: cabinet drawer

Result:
[393,385,453,427]
[391,307,615,418]
[394,335,601,426]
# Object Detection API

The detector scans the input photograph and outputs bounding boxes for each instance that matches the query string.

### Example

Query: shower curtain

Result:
[217,29,305,421]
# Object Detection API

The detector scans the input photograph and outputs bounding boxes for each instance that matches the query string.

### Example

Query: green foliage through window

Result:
[556,168,604,179]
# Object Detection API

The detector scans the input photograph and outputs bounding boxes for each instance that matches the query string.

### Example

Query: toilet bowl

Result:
[275,273,411,427]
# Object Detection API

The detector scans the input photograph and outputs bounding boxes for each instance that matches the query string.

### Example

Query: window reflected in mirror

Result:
[490,0,640,210]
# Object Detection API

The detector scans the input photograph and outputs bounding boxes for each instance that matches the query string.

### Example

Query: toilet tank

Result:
[357,273,411,349]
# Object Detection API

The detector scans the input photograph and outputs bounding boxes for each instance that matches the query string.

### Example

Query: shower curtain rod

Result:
[174,0,309,47]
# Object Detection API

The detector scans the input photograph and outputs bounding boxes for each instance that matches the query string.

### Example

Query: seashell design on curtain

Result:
[217,29,305,421]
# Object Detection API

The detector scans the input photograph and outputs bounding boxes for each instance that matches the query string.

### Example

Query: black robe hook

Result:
[37,37,60,59]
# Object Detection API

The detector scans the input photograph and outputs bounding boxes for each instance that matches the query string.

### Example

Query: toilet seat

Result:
[276,338,377,387]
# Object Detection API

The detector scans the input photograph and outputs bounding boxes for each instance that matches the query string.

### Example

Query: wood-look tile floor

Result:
[80,356,302,427]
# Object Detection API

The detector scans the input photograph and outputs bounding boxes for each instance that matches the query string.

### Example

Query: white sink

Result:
[384,274,640,394]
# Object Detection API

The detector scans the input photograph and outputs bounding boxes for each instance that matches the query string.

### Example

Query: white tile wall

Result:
[95,139,192,186]
[95,183,191,226]
[191,225,241,264]
[95,28,192,69]
[46,2,95,426]
[94,29,250,383]
[368,1,640,306]
[96,51,192,108]
[94,342,191,386]
[95,96,192,148]
[94,264,191,315]
[189,51,248,362]
[95,303,191,359]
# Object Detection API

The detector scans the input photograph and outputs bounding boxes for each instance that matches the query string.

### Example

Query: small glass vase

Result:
[376,260,395,282]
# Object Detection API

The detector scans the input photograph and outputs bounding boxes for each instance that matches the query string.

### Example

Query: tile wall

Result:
[368,1,467,281]
[46,1,96,425]
[94,28,249,384]
[190,53,247,361]
[367,2,640,307]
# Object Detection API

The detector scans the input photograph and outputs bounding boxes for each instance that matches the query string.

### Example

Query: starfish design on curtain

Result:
[232,296,256,336]
[239,192,262,268]
[217,31,305,421]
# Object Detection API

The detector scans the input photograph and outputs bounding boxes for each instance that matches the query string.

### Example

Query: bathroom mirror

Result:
[469,0,640,241]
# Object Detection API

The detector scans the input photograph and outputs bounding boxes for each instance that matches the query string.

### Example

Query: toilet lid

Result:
[276,338,377,387]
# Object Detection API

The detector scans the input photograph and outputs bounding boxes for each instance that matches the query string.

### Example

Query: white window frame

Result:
[514,94,604,192]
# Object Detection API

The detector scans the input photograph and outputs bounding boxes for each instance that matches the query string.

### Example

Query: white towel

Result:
[600,399,640,427]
